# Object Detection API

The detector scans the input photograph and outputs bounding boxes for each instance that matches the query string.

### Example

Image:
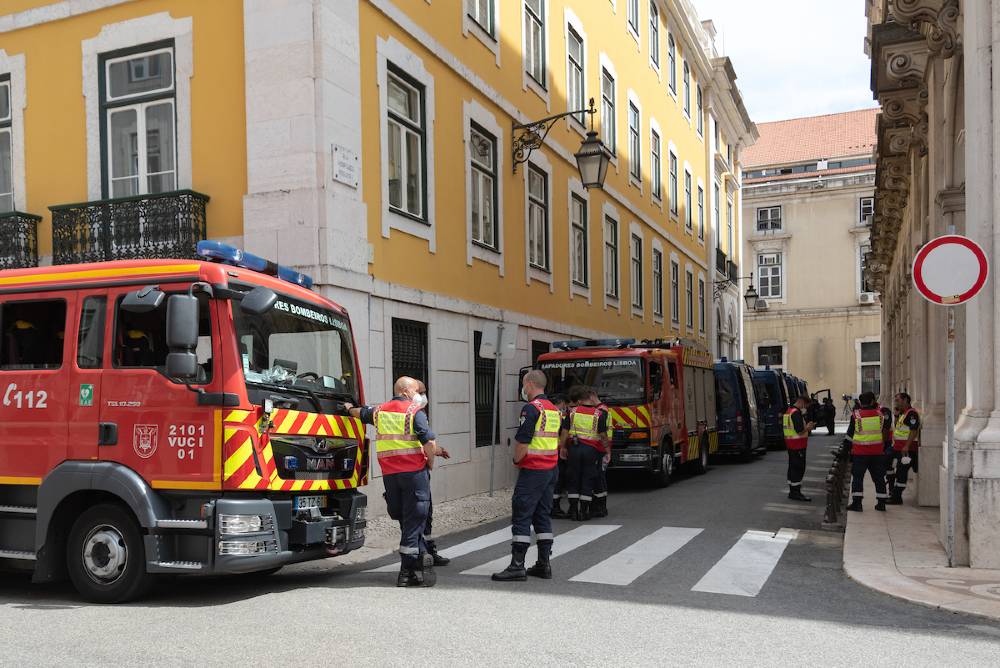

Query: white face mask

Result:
[412,393,427,409]
[521,387,529,402]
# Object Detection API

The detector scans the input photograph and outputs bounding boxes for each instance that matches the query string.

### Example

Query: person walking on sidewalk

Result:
[784,396,816,502]
[844,391,892,512]
[493,370,561,582]
[887,392,921,505]
[347,377,443,587]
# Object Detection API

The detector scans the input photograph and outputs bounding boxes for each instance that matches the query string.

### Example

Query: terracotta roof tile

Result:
[742,108,879,168]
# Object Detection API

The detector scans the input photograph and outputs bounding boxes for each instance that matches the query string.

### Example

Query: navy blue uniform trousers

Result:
[511,467,558,544]
[383,468,431,567]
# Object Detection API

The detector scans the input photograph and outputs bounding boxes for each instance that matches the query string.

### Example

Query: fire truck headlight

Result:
[219,514,264,535]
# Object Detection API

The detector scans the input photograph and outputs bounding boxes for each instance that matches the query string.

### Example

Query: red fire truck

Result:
[0,242,368,602]
[536,338,718,486]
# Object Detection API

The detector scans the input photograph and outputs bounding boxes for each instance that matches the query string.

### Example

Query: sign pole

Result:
[946,305,956,567]
[488,324,504,497]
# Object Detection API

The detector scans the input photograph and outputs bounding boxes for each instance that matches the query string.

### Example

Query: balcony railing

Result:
[0,211,41,269]
[716,247,727,275]
[50,190,209,265]
[727,260,739,282]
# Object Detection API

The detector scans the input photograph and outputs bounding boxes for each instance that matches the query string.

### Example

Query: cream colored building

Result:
[741,110,882,405]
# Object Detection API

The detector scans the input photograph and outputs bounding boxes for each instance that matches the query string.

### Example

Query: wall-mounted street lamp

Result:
[714,272,760,310]
[512,98,612,189]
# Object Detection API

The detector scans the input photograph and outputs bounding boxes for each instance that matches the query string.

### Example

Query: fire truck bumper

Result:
[609,446,656,470]
[208,492,367,575]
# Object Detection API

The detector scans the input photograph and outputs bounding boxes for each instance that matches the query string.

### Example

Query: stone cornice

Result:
[891,0,961,58]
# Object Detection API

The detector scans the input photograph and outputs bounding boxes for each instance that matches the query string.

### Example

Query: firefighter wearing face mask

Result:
[413,380,450,565]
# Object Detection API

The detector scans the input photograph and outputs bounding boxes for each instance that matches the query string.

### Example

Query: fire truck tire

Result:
[651,443,674,488]
[693,436,710,475]
[66,503,154,604]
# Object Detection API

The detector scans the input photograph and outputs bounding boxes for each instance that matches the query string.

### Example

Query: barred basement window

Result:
[391,318,428,399]
[101,43,177,198]
[474,330,500,446]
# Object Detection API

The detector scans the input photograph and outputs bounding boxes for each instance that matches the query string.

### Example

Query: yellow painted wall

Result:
[360,0,712,341]
[1,0,247,256]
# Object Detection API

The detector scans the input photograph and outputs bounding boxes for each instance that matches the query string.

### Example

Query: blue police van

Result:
[751,367,791,449]
[713,360,765,461]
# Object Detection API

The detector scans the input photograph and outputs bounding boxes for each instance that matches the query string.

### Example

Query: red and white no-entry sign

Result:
[912,235,990,305]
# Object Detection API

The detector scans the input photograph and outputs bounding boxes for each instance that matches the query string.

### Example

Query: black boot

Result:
[886,487,903,505]
[580,500,592,521]
[847,498,864,512]
[875,499,887,512]
[397,555,436,587]
[526,540,553,579]
[592,497,608,518]
[427,541,451,566]
[396,567,413,587]
[788,486,812,502]
[568,499,580,521]
[491,543,528,581]
[551,497,569,519]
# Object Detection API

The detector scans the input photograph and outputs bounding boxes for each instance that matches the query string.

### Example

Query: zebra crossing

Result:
[364,522,799,597]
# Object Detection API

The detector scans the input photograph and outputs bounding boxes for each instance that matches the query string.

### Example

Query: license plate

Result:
[293,495,327,511]
[620,453,648,462]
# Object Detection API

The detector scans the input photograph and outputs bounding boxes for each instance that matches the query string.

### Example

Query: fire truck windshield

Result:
[538,357,646,406]
[233,294,358,404]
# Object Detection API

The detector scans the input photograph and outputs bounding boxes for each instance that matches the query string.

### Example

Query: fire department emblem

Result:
[133,424,159,459]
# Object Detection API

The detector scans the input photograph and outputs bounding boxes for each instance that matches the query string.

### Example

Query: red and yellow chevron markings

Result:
[222,408,367,492]
[608,404,653,429]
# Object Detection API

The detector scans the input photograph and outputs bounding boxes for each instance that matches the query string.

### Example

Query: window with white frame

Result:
[601,68,616,153]
[697,185,705,240]
[685,270,694,327]
[567,27,585,125]
[652,248,663,317]
[683,60,691,116]
[860,196,874,224]
[469,123,498,249]
[628,102,641,181]
[727,198,734,252]
[649,2,659,67]
[758,345,783,368]
[604,216,618,298]
[468,0,496,38]
[696,85,703,135]
[684,171,693,230]
[670,260,679,323]
[668,151,678,215]
[758,253,782,299]
[860,341,881,396]
[757,206,781,232]
[627,0,640,35]
[527,165,549,271]
[713,183,721,247]
[667,33,676,93]
[0,76,12,212]
[650,129,661,200]
[524,0,546,86]
[571,194,588,287]
[101,45,177,198]
[630,234,643,309]
[386,65,427,220]
[698,278,706,331]
[860,243,872,293]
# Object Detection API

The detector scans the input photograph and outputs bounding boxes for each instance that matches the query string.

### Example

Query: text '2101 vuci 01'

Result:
[0,241,369,603]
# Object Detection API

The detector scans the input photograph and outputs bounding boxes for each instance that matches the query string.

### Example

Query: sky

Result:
[693,0,879,124]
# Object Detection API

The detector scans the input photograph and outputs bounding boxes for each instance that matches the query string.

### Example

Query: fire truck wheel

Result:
[693,436,710,475]
[66,503,154,604]
[651,446,674,488]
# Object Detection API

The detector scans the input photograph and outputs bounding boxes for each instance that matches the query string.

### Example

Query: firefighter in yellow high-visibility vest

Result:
[844,391,892,512]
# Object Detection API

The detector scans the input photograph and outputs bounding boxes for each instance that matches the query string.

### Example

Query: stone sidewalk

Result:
[843,475,1000,621]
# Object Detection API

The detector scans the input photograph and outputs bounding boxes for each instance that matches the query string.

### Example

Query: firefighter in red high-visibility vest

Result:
[844,391,892,512]
[562,385,612,521]
[887,392,921,505]
[783,396,816,502]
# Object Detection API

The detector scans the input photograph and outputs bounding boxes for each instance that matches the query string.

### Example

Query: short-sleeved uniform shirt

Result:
[515,393,557,444]
[358,396,437,445]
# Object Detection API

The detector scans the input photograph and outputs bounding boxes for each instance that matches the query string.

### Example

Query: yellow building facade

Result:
[0,0,754,505]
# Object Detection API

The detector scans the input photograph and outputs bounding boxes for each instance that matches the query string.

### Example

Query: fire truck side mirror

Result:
[240,286,277,315]
[166,294,199,381]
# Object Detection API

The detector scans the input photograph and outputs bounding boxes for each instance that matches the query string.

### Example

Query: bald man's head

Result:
[394,376,419,398]
[522,369,547,400]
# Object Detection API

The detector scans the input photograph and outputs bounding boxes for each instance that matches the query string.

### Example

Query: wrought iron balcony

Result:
[727,260,739,282]
[0,211,41,269]
[716,247,727,275]
[49,190,209,265]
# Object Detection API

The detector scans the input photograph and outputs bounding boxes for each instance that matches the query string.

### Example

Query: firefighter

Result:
[783,396,816,502]
[844,391,891,512]
[492,370,561,582]
[347,376,444,587]
[886,392,920,505]
[561,386,611,521]
[414,379,451,566]
[551,394,570,519]
[591,392,612,519]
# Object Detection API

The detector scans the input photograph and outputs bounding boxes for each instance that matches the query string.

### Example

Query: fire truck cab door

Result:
[98,287,221,488]
[66,289,109,462]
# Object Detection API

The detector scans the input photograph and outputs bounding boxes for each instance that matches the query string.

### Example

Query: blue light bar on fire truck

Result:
[196,240,314,289]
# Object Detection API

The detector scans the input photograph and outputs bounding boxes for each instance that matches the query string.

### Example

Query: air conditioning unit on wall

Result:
[859,292,878,305]
[754,298,769,311]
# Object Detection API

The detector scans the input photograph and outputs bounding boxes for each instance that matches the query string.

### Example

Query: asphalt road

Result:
[2,434,999,665]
